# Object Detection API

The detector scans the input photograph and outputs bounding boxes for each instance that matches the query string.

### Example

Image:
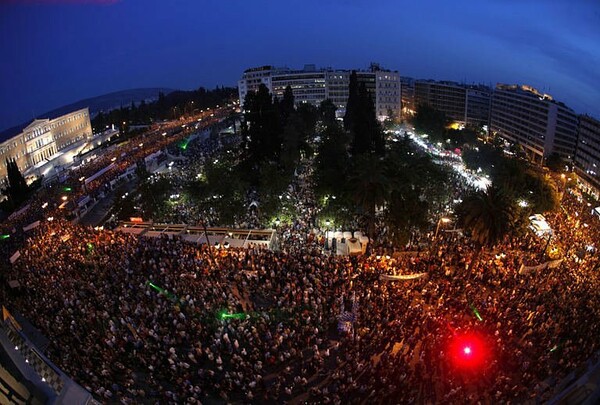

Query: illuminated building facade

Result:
[0,108,92,185]
[574,115,600,196]
[238,64,401,121]
[491,84,578,164]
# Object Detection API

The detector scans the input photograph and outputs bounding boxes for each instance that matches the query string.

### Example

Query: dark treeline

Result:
[91,86,238,133]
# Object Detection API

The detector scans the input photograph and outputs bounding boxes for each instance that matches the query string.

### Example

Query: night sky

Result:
[1,0,599,131]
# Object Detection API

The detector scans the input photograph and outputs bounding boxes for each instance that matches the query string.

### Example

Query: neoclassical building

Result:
[1,108,92,185]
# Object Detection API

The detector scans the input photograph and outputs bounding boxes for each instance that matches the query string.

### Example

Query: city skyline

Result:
[1,0,599,131]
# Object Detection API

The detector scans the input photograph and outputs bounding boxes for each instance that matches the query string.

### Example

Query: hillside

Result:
[0,88,175,142]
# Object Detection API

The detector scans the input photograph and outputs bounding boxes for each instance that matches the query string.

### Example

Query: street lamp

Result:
[540,232,553,261]
[324,219,331,250]
[435,217,451,239]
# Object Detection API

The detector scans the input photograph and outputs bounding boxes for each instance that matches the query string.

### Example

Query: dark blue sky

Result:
[1,0,599,130]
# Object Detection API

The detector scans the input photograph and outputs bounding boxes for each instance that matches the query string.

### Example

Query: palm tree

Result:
[457,185,517,271]
[348,154,390,239]
[458,185,517,247]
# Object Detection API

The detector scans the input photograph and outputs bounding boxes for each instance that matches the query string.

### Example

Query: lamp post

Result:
[435,217,451,239]
[540,232,552,261]
[324,219,331,250]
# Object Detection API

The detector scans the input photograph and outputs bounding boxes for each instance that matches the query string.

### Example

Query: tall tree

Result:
[295,103,318,157]
[280,114,302,173]
[318,99,338,128]
[457,185,517,248]
[383,137,449,245]
[343,71,359,132]
[315,121,350,198]
[280,85,295,128]
[6,158,28,205]
[347,153,389,238]
[412,103,448,142]
[344,75,384,156]
[241,84,282,172]
[456,185,518,274]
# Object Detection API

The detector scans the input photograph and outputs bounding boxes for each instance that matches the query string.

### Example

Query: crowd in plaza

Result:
[1,113,600,404]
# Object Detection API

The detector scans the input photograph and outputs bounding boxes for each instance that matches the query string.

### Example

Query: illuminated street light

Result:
[61,196,68,201]
[435,217,451,238]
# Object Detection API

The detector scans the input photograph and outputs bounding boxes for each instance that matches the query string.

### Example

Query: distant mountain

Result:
[0,88,175,142]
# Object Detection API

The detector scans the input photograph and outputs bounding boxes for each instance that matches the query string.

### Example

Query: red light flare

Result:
[449,332,489,370]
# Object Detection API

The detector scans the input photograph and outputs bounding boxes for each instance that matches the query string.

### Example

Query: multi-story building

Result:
[0,108,92,185]
[400,77,415,119]
[465,87,492,127]
[574,115,600,196]
[414,80,467,124]
[270,65,327,106]
[491,84,578,164]
[373,69,401,120]
[237,65,275,106]
[414,80,492,127]
[238,64,401,121]
[325,70,350,111]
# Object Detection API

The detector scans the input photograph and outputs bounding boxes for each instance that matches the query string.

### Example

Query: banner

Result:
[23,221,41,232]
[85,162,115,184]
[8,204,30,220]
[9,251,21,264]
[393,251,422,258]
[519,259,563,275]
[380,273,427,281]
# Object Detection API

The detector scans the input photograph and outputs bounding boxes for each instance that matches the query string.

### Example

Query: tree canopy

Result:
[343,72,385,156]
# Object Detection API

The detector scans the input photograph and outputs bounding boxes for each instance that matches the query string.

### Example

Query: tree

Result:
[295,103,318,157]
[344,78,384,156]
[545,152,565,172]
[318,99,338,129]
[347,153,390,238]
[412,103,448,143]
[457,186,517,248]
[314,121,350,198]
[383,108,397,130]
[383,137,450,245]
[343,71,359,132]
[456,185,518,274]
[241,84,282,175]
[5,158,28,206]
[280,115,302,172]
[280,85,295,128]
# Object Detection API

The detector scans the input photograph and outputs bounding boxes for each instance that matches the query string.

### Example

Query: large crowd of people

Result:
[1,116,599,404]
